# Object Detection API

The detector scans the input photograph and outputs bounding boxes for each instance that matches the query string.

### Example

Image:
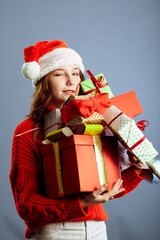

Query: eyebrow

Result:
[54,68,80,71]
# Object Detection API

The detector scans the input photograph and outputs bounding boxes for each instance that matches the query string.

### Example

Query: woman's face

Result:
[47,64,81,108]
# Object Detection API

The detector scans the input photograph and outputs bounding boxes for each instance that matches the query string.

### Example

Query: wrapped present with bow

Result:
[103,105,158,167]
[60,93,111,132]
[80,70,114,98]
[60,90,143,133]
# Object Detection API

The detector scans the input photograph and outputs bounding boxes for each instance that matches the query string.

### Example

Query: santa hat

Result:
[22,40,84,87]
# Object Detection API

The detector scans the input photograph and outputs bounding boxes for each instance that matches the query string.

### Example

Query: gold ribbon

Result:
[53,142,64,196]
[93,135,107,186]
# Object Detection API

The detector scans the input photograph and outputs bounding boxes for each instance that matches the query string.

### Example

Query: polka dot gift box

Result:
[147,159,160,177]
[103,105,158,167]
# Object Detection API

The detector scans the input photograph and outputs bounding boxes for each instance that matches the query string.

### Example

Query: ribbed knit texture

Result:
[9,117,144,238]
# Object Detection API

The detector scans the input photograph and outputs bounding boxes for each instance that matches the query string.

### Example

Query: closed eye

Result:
[55,73,63,76]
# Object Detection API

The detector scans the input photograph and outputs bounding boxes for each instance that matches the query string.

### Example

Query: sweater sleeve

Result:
[9,120,88,225]
[114,166,144,198]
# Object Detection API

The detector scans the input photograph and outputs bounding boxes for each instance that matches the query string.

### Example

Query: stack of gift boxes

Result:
[41,70,159,199]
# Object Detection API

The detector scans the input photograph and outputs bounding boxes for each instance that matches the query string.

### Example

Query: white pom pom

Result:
[22,61,40,80]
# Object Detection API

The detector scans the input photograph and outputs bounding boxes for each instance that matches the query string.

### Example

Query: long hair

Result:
[28,71,85,140]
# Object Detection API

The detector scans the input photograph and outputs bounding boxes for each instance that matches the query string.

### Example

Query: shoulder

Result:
[13,118,43,147]
[14,118,34,139]
[14,117,35,135]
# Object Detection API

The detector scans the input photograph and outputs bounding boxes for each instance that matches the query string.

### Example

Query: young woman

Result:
[10,40,145,240]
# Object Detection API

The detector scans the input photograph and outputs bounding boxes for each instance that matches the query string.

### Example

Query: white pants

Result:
[29,221,108,240]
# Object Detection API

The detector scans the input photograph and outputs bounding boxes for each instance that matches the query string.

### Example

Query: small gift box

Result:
[44,109,64,138]
[61,93,110,131]
[76,124,104,135]
[103,106,158,165]
[46,127,73,143]
[80,70,114,98]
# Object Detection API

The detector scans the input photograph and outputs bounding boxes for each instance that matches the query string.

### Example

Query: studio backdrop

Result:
[1,0,160,239]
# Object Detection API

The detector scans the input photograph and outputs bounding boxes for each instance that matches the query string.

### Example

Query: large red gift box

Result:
[59,135,100,196]
[42,135,122,198]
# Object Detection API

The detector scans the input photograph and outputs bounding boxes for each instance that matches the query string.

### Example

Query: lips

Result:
[63,90,75,94]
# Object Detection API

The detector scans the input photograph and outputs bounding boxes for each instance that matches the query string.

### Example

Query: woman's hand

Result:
[80,179,125,208]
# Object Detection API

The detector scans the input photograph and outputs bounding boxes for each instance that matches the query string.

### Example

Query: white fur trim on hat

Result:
[22,47,84,87]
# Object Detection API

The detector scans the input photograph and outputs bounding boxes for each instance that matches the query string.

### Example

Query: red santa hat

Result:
[22,40,84,87]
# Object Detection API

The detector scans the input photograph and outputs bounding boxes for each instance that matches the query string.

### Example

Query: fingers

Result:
[107,179,125,200]
[81,179,125,208]
[92,184,108,198]
[96,179,125,201]
[108,179,124,198]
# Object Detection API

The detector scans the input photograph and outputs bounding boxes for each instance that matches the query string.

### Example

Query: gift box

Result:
[103,105,158,165]
[42,134,122,198]
[61,94,110,131]
[76,124,104,135]
[44,109,64,138]
[59,135,121,195]
[60,91,143,133]
[110,91,143,119]
[94,135,122,190]
[41,143,64,198]
[59,135,100,195]
[147,159,160,177]
[80,71,114,98]
[46,127,73,143]
[102,124,132,171]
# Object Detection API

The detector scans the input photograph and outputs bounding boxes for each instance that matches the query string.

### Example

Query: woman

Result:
[10,40,145,240]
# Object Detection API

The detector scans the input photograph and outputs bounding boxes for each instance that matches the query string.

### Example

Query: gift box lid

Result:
[59,135,94,150]
[110,90,143,118]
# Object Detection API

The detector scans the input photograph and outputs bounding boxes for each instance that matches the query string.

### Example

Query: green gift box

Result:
[80,71,114,98]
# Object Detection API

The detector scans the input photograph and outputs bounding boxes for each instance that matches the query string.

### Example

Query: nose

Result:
[66,73,75,86]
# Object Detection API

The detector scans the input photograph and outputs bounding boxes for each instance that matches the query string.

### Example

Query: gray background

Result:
[1,0,160,239]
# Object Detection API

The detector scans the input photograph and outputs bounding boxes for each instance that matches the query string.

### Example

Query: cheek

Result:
[75,80,81,94]
[48,77,60,93]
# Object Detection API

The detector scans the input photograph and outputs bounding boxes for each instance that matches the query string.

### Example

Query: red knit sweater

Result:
[9,117,144,238]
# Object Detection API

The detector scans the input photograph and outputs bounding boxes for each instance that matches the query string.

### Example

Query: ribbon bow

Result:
[136,120,149,131]
[86,70,108,95]
[61,93,111,123]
